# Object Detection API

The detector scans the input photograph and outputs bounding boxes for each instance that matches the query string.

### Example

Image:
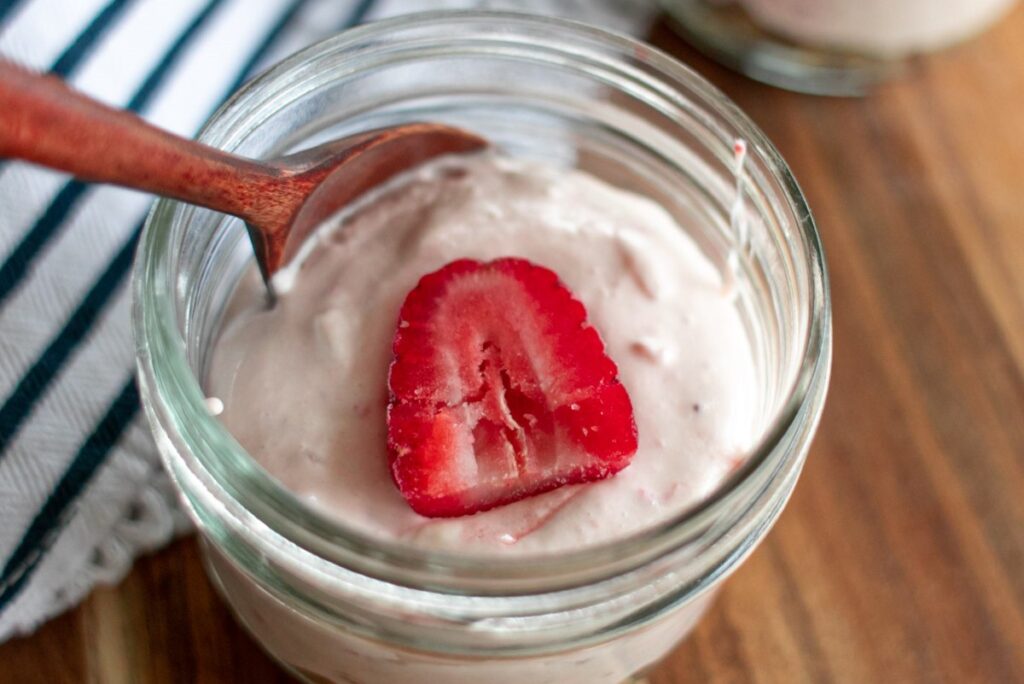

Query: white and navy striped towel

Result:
[0,0,654,640]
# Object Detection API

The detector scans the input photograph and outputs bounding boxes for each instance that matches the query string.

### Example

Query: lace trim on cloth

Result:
[0,423,190,641]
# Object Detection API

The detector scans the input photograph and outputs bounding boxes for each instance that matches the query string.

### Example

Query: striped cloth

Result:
[0,0,654,640]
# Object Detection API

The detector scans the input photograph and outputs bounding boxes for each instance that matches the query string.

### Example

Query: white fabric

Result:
[0,0,655,641]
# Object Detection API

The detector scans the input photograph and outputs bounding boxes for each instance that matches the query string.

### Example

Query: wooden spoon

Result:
[0,59,486,289]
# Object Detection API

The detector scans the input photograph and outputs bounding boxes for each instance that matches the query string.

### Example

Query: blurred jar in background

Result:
[661,0,1019,95]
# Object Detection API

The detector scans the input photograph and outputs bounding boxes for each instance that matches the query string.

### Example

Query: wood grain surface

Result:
[2,8,1023,683]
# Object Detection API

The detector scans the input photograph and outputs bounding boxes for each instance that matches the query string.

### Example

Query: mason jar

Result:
[661,0,1018,95]
[133,11,832,683]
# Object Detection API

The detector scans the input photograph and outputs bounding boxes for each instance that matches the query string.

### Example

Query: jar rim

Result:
[133,10,831,592]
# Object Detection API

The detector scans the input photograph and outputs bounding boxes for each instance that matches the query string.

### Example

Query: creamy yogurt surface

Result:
[208,154,758,554]
[738,0,1015,56]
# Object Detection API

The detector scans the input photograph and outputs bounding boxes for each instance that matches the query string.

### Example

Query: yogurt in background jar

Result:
[664,0,1019,94]
[739,0,1017,56]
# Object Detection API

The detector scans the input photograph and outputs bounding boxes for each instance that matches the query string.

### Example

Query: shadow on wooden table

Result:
[0,538,292,683]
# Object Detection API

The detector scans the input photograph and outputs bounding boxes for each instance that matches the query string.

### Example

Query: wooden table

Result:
[3,8,1024,683]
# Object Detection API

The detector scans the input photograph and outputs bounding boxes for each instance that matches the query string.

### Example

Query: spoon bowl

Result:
[254,123,485,286]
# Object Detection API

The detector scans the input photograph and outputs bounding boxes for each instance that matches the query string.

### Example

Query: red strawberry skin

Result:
[387,258,638,518]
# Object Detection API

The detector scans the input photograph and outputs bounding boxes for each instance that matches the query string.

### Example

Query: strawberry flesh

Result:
[387,258,638,518]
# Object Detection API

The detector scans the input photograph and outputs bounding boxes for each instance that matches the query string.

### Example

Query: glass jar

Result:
[661,0,1018,95]
[133,11,831,684]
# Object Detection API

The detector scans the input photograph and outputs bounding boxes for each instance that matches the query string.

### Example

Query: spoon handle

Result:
[0,59,277,222]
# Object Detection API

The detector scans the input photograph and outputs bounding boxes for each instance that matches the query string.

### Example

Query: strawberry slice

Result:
[386,257,638,518]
